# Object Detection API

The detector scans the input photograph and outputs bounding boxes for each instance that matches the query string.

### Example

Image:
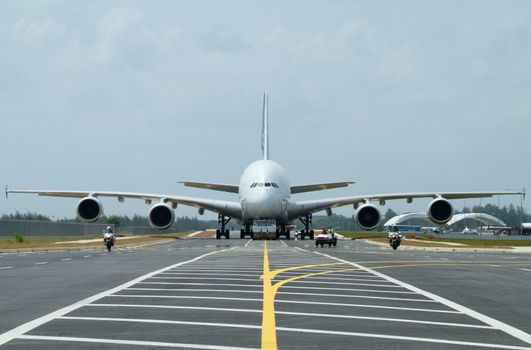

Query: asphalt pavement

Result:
[1,236,531,350]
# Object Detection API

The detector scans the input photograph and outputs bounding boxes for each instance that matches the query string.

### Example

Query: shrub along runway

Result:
[1,237,531,349]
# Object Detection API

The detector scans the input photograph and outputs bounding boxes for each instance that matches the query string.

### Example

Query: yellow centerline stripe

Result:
[261,242,277,350]
[259,244,531,349]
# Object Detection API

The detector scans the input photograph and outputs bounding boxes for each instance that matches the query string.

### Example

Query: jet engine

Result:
[148,203,175,229]
[76,197,103,222]
[355,204,381,231]
[427,198,453,224]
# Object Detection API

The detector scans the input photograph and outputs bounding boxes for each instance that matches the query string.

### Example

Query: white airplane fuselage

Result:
[239,160,290,224]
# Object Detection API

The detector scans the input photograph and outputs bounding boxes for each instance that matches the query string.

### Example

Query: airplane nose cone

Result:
[244,191,282,219]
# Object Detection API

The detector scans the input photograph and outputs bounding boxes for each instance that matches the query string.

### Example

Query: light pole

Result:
[522,185,531,235]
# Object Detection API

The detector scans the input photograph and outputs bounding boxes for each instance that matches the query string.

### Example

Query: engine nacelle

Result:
[148,203,175,230]
[76,197,103,222]
[427,198,453,224]
[355,204,381,231]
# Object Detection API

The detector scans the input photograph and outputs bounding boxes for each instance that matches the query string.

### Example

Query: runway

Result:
[1,238,531,349]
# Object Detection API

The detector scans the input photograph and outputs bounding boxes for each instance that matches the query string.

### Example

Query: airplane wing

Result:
[5,189,242,219]
[288,191,523,219]
[290,181,354,194]
[178,181,239,193]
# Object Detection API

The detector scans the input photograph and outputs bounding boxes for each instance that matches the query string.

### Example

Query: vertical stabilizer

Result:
[261,92,269,160]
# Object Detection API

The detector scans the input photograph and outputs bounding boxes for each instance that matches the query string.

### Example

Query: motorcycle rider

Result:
[103,226,115,250]
[388,225,402,250]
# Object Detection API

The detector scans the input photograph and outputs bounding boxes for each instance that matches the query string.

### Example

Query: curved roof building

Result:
[384,212,506,227]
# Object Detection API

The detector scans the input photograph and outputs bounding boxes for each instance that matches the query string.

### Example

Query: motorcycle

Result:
[389,232,401,250]
[103,232,115,252]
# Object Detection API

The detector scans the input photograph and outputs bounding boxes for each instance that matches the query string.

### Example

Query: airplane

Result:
[5,93,523,240]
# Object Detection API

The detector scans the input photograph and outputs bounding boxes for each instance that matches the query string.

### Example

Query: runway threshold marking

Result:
[17,335,258,350]
[521,268,531,272]
[312,250,531,347]
[0,266,14,270]
[0,248,232,347]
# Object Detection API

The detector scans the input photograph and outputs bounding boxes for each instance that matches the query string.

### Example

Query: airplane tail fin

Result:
[261,92,269,160]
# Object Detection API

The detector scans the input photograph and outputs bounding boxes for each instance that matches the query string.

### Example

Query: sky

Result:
[1,0,530,221]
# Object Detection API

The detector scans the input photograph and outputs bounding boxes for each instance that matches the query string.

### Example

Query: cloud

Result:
[51,8,182,73]
[200,24,250,52]
[11,18,64,46]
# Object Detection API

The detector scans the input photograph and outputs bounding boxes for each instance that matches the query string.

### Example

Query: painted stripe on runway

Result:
[274,275,406,287]
[59,316,261,330]
[139,282,262,288]
[87,303,483,329]
[279,286,416,295]
[313,250,531,346]
[274,279,407,287]
[89,303,262,313]
[121,289,261,294]
[110,294,264,302]
[117,290,436,302]
[244,239,252,247]
[149,276,260,282]
[34,262,48,265]
[160,272,261,278]
[274,274,384,281]
[279,240,288,248]
[61,258,72,261]
[275,327,531,350]
[0,266,14,270]
[275,311,492,329]
[83,255,91,258]
[107,294,458,313]
[0,249,229,346]
[17,335,258,350]
[520,268,531,272]
[274,299,460,314]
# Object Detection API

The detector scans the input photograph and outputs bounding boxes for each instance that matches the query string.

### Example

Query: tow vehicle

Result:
[315,228,337,248]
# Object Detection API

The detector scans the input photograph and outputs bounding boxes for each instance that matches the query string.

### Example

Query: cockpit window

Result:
[251,182,279,189]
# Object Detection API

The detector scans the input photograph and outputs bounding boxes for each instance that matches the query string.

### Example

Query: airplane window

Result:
[265,183,271,187]
[250,183,257,188]
[272,183,279,188]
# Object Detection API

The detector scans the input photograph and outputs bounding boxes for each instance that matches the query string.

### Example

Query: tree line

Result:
[2,203,529,231]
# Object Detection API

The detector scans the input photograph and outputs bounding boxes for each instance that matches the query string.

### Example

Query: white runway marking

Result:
[87,303,486,329]
[439,258,449,260]
[244,239,252,247]
[0,266,14,270]
[61,258,72,261]
[280,240,288,248]
[275,327,531,350]
[521,268,531,272]
[160,272,261,278]
[0,249,229,346]
[149,276,260,282]
[83,255,91,258]
[313,250,531,346]
[34,262,48,265]
[139,282,262,288]
[17,335,258,350]
[118,290,436,302]
[60,316,261,330]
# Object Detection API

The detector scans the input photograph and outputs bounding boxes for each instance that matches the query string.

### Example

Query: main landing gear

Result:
[216,214,231,239]
[240,224,253,239]
[276,226,291,240]
[299,214,314,240]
